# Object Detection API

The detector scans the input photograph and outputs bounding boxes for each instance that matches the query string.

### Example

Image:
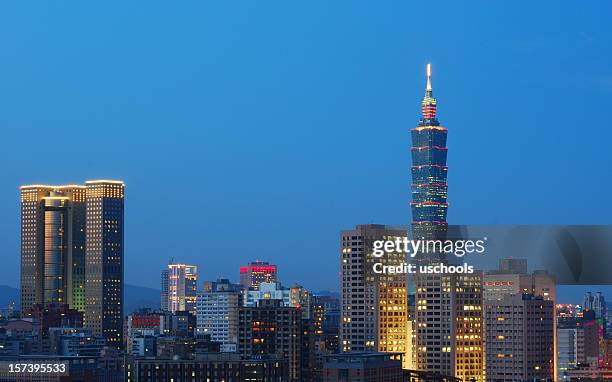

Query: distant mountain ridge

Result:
[0,284,160,314]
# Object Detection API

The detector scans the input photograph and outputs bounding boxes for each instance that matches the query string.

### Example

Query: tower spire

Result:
[426,63,432,92]
[420,63,438,125]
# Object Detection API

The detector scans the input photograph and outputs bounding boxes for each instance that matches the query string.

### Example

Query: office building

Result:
[126,353,287,382]
[583,291,607,320]
[160,269,169,311]
[484,294,555,382]
[240,261,278,290]
[20,185,87,313]
[165,263,198,314]
[323,352,404,382]
[339,223,410,369]
[83,180,125,349]
[20,180,125,349]
[410,64,448,241]
[196,278,241,351]
[483,260,557,381]
[557,310,603,377]
[238,299,302,382]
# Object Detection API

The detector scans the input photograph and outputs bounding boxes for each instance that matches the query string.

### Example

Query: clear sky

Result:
[1,1,611,293]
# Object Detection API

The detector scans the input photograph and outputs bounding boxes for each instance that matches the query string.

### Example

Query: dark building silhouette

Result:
[323,352,404,382]
[238,299,301,382]
[126,353,286,382]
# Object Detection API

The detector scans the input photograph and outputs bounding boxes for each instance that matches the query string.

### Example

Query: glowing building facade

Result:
[410,64,448,241]
[239,261,277,290]
[21,180,125,348]
[339,225,410,368]
[83,180,125,349]
[166,263,198,314]
[20,185,87,313]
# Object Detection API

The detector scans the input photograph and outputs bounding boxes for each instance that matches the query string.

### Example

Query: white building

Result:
[196,279,240,348]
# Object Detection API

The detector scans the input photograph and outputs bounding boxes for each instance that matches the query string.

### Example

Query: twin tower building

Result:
[340,65,485,381]
[20,180,125,348]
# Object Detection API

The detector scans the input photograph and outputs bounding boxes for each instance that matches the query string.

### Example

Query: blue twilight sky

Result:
[0,1,611,296]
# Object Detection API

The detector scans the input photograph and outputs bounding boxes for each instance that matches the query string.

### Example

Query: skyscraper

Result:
[196,278,241,351]
[410,66,484,381]
[583,292,607,320]
[239,261,278,290]
[160,269,169,311]
[484,294,555,382]
[165,263,198,314]
[483,260,557,381]
[410,63,448,241]
[83,180,125,349]
[238,299,301,381]
[339,224,410,367]
[20,185,87,313]
[21,180,126,349]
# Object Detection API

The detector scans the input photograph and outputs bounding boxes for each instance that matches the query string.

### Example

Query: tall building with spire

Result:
[410,65,484,381]
[411,63,448,241]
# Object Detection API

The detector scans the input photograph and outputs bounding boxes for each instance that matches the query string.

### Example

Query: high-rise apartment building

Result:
[196,278,241,351]
[83,180,125,349]
[557,310,602,377]
[583,291,607,320]
[20,180,125,349]
[413,272,484,381]
[483,260,557,381]
[238,299,301,382]
[160,269,169,311]
[484,294,555,382]
[239,261,278,290]
[339,224,410,367]
[165,263,198,314]
[410,66,484,381]
[20,185,87,313]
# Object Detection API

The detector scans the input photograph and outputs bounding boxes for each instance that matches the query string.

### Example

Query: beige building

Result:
[339,224,411,368]
[413,271,484,382]
[484,294,555,382]
[483,260,557,382]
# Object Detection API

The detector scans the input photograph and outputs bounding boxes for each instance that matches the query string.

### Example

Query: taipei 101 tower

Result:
[410,64,449,241]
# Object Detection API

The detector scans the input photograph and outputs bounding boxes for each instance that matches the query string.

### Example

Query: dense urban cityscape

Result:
[0,67,610,382]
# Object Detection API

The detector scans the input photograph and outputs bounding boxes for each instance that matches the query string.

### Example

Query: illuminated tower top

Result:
[420,63,439,126]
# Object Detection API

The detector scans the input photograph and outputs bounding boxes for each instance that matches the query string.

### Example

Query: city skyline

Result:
[1,3,611,381]
[1,2,612,293]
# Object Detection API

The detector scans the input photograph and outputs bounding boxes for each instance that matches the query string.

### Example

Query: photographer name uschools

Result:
[373,262,475,275]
